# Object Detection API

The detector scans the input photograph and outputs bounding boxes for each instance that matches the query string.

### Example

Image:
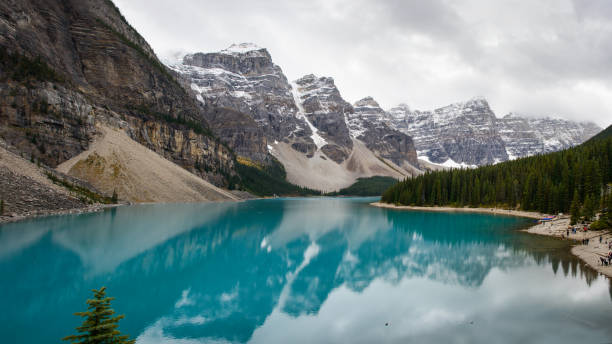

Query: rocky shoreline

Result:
[0,194,260,225]
[370,202,612,279]
[526,216,612,278]
[0,203,121,225]
[370,202,544,218]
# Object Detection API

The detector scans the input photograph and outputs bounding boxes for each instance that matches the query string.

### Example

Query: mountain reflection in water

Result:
[0,198,610,343]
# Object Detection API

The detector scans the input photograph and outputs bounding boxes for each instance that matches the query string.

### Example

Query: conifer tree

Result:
[433,178,442,205]
[570,192,581,225]
[63,287,134,344]
[111,190,118,204]
[582,194,595,221]
[471,177,481,207]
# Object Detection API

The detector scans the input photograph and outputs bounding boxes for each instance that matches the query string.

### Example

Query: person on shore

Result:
[567,229,570,237]
[600,235,603,244]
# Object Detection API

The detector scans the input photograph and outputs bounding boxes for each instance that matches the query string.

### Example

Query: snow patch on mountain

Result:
[221,43,266,56]
[346,97,386,139]
[291,82,327,150]
[418,154,477,169]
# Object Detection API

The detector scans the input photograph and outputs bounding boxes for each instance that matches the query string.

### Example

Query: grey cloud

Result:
[113,0,611,127]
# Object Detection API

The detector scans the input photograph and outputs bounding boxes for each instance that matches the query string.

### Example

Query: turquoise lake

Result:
[0,197,611,343]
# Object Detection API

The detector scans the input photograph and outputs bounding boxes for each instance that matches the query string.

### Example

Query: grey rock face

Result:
[348,97,418,168]
[386,98,602,166]
[199,106,268,162]
[180,45,297,139]
[497,113,601,159]
[172,43,315,161]
[0,0,237,186]
[0,83,96,167]
[292,74,353,163]
[173,45,420,169]
[388,98,508,165]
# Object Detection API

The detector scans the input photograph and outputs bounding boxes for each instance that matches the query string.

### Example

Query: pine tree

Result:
[63,287,134,344]
[433,178,442,205]
[582,194,595,221]
[471,177,481,207]
[511,179,520,208]
[416,183,424,206]
[111,190,118,204]
[0,199,4,215]
[570,192,581,225]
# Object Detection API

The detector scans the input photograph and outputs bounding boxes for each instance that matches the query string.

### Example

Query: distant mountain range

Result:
[386,99,601,166]
[172,42,601,189]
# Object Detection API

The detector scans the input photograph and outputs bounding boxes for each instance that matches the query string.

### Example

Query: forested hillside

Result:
[327,176,398,196]
[382,125,612,219]
[232,157,321,196]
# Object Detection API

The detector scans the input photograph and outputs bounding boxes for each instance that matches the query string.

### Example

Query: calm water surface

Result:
[0,197,611,343]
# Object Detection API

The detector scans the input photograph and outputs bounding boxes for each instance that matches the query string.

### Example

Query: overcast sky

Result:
[114,0,612,127]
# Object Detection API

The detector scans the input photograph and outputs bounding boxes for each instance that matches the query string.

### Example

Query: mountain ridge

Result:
[170,41,602,185]
[172,44,421,191]
[384,97,601,166]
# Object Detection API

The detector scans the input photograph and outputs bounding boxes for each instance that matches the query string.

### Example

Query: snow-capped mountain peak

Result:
[385,98,602,166]
[220,42,266,56]
[497,112,601,158]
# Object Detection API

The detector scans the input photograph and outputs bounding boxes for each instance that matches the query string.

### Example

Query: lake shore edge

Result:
[370,202,612,279]
[0,194,266,225]
[370,202,545,218]
[0,203,122,225]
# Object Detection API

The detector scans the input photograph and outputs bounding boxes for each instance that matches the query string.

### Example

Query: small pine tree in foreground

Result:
[63,287,134,344]
[0,199,4,215]
[111,189,118,204]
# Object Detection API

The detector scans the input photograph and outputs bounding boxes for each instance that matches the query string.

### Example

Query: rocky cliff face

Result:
[291,74,353,163]
[497,113,602,159]
[0,0,235,188]
[388,98,508,165]
[171,43,315,162]
[386,98,602,166]
[172,45,419,173]
[348,97,418,169]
